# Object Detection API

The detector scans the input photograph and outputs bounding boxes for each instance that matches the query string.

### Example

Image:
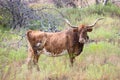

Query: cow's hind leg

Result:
[26,48,33,71]
[33,53,40,71]
[26,57,32,70]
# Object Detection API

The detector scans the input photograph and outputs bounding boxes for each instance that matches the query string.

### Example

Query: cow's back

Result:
[43,31,68,55]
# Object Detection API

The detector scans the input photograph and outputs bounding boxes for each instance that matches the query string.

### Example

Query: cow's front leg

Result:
[68,53,75,67]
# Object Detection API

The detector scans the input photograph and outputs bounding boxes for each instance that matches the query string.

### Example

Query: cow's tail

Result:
[26,30,32,40]
[26,30,33,47]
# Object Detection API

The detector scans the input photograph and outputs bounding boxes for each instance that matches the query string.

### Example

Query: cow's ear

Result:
[73,28,78,32]
[87,28,92,32]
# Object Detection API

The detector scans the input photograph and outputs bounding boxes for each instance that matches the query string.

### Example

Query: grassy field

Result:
[0,4,120,80]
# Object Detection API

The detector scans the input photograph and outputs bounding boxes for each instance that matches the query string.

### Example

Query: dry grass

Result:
[0,42,120,80]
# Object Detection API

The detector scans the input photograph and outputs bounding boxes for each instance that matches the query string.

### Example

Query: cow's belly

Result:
[42,48,68,57]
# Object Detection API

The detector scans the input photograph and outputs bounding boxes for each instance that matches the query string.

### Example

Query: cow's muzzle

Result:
[79,36,89,43]
[79,38,86,43]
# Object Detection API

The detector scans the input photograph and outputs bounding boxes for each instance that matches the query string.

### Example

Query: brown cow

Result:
[26,18,103,71]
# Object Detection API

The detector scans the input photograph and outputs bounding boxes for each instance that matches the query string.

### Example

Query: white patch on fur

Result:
[36,42,41,47]
[43,48,67,57]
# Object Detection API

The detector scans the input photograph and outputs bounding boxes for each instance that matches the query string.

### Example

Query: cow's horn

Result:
[88,18,104,27]
[64,19,77,28]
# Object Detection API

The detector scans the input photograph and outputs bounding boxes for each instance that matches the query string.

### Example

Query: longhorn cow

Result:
[26,18,103,71]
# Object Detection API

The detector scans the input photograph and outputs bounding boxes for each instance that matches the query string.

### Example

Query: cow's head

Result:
[77,24,92,43]
[65,18,104,43]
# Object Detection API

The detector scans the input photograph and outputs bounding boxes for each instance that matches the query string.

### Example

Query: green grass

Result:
[8,48,27,61]
[84,42,120,56]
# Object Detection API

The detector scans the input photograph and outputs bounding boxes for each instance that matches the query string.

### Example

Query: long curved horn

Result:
[88,18,104,27]
[64,19,77,28]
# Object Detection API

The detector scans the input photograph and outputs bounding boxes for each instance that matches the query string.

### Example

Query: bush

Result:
[63,3,120,23]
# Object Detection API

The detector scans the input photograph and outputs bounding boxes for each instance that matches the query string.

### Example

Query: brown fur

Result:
[26,25,92,71]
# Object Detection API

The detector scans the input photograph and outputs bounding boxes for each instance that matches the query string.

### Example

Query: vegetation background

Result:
[0,0,120,80]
